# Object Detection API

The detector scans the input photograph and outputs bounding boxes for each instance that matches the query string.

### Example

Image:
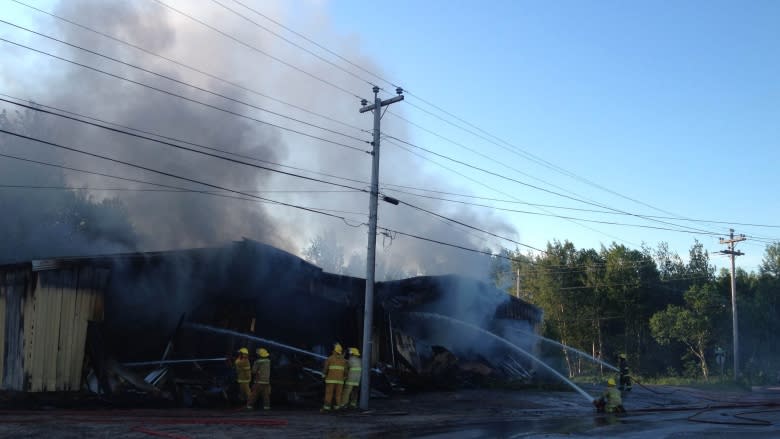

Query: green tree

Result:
[650,284,725,379]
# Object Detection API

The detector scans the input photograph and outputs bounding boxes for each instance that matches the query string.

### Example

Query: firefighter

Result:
[248,348,272,410]
[321,343,347,412]
[617,353,632,392]
[339,347,362,409]
[235,347,252,405]
[593,378,625,413]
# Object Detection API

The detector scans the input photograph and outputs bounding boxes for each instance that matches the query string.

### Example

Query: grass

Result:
[571,374,750,391]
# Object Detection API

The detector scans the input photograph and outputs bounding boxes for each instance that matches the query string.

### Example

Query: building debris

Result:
[0,239,542,406]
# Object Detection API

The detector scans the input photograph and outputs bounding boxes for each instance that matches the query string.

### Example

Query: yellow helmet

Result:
[238,347,249,355]
[618,353,627,360]
[607,378,616,387]
[257,348,270,358]
[334,343,343,354]
[349,347,360,357]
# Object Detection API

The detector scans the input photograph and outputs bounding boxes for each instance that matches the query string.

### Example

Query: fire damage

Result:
[0,239,541,408]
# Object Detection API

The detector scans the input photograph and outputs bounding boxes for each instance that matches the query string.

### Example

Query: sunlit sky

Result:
[2,0,778,272]
[325,0,780,271]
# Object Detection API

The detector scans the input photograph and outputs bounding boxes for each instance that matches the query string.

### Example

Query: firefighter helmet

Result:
[349,347,360,357]
[334,343,343,354]
[238,347,249,355]
[608,378,616,387]
[257,348,270,358]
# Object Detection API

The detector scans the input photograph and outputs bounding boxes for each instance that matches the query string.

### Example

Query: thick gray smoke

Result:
[0,0,519,279]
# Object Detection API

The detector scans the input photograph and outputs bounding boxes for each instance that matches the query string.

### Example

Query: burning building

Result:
[0,239,541,400]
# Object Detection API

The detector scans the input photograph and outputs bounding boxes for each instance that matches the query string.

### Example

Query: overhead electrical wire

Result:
[0,129,365,225]
[384,137,644,248]
[0,93,369,189]
[6,5,769,260]
[0,38,370,154]
[8,0,366,134]
[146,0,366,100]
[197,0,714,232]
[0,99,369,193]
[207,0,379,89]
[398,199,545,253]
[0,20,366,144]
[383,135,723,237]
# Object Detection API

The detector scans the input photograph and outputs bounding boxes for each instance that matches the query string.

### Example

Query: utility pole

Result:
[718,228,745,380]
[515,268,521,299]
[359,86,404,410]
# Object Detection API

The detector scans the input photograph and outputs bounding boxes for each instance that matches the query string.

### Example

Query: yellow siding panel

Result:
[57,270,77,391]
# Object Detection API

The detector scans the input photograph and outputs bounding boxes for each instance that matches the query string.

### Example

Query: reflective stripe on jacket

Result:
[346,356,362,386]
[253,358,271,384]
[235,358,251,383]
[323,353,347,384]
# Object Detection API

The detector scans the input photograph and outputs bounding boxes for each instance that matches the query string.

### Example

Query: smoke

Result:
[0,0,518,278]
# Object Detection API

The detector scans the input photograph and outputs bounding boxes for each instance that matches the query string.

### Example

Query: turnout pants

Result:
[340,384,358,408]
[323,383,343,410]
[249,383,271,409]
[238,382,251,402]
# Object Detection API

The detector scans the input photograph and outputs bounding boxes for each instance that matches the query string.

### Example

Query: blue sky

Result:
[1,0,777,272]
[325,0,780,270]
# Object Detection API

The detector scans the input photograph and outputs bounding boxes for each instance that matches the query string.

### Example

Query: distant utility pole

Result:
[359,86,404,410]
[515,268,521,299]
[718,228,746,380]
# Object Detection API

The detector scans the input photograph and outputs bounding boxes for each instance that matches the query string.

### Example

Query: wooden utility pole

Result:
[718,229,745,380]
[358,86,404,410]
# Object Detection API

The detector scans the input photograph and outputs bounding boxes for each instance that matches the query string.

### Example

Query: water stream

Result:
[406,312,594,403]
[507,327,619,372]
[185,323,327,360]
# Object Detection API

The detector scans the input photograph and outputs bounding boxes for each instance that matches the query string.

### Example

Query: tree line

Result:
[490,240,780,383]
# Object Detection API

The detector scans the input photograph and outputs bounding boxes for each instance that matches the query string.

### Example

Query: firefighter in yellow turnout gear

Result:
[593,378,625,413]
[248,348,271,410]
[339,347,362,409]
[235,347,252,405]
[322,343,347,411]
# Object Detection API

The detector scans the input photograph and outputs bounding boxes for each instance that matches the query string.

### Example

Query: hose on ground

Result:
[687,407,773,426]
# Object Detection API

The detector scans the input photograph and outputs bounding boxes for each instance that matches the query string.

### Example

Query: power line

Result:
[0,93,370,189]
[398,199,545,253]
[149,0,702,228]
[3,20,369,148]
[0,98,369,193]
[8,0,365,134]
[208,0,379,89]
[0,129,366,225]
[384,137,643,248]
[386,111,611,209]
[0,38,370,154]
[147,0,366,100]
[392,188,726,236]
[0,184,361,195]
[383,134,722,237]
[0,20,366,144]
[225,0,397,91]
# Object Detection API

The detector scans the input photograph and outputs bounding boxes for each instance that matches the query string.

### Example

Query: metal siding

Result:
[21,272,37,392]
[56,269,76,391]
[67,267,88,390]
[3,271,27,390]
[0,278,5,385]
[17,267,108,393]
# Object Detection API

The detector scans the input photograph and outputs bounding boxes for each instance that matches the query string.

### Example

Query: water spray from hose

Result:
[405,312,594,403]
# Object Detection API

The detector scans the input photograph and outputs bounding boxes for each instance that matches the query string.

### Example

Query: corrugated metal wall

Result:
[21,266,108,392]
[1,268,29,390]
